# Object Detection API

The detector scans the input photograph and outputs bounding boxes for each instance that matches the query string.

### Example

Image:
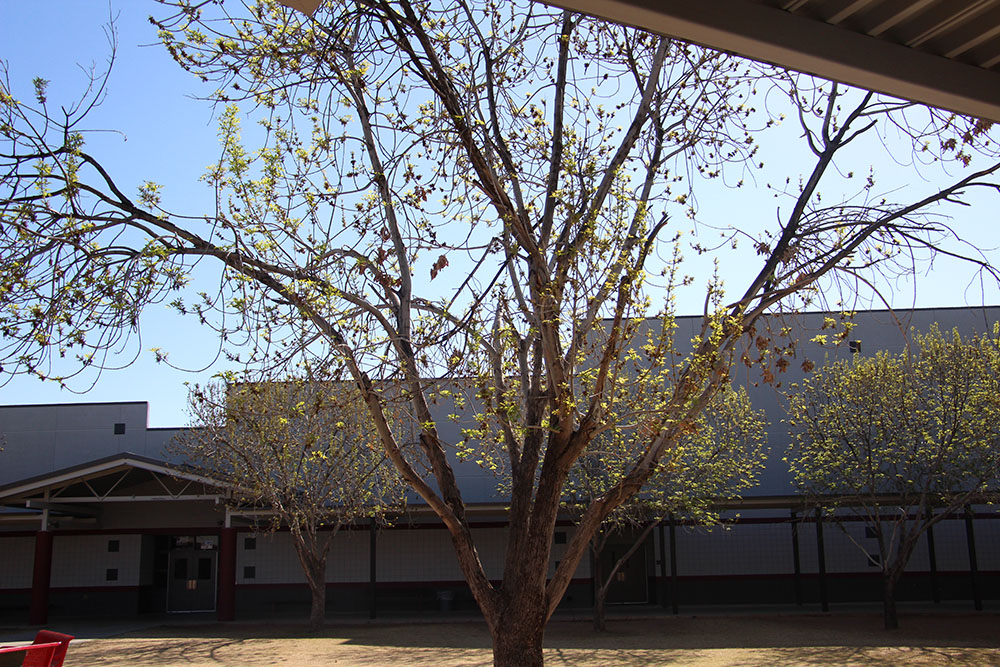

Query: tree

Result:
[786,325,1000,630]
[3,1,1000,663]
[180,366,405,630]
[571,384,767,631]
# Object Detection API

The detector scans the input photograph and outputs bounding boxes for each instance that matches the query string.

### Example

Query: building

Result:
[1,307,998,624]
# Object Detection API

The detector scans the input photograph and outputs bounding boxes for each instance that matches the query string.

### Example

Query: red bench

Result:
[0,630,73,667]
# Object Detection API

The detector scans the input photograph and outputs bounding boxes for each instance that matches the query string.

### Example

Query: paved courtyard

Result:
[10,611,998,666]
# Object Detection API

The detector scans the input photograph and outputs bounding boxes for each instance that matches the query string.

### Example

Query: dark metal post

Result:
[217,527,237,621]
[815,507,828,612]
[964,506,982,611]
[369,517,377,619]
[28,530,53,625]
[925,508,940,605]
[658,523,668,609]
[791,509,803,606]
[669,514,679,615]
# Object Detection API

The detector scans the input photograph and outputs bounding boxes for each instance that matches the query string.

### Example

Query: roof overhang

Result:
[0,454,229,522]
[543,0,1000,122]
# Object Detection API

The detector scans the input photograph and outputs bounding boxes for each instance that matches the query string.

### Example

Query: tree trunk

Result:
[590,523,654,632]
[490,605,546,667]
[882,573,898,630]
[593,586,607,633]
[591,546,607,632]
[307,558,327,631]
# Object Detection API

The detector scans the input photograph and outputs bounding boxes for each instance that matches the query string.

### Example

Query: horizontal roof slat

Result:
[901,0,997,50]
[864,0,939,38]
[827,0,880,26]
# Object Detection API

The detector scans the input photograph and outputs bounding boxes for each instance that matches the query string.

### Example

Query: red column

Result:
[29,530,53,625]
[217,527,236,621]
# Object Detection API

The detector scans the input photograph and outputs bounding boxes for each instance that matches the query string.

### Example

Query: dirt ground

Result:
[62,612,1000,666]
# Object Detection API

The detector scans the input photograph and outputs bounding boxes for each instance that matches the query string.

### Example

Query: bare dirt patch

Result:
[67,612,1000,666]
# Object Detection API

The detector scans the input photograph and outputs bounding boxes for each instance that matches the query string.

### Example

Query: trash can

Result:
[436,590,454,612]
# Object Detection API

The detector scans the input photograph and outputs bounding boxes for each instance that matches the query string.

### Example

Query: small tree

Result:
[787,325,1000,630]
[181,368,405,629]
[572,384,767,630]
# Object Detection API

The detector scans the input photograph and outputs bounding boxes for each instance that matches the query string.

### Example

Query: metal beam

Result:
[38,494,224,503]
[25,500,100,517]
[543,0,1000,121]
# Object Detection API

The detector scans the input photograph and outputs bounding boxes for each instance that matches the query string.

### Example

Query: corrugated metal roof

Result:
[543,0,1000,120]
[759,0,1000,71]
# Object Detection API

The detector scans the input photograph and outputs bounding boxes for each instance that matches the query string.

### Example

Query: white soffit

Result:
[542,0,1000,121]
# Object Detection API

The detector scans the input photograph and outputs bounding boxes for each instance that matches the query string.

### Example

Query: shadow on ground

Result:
[139,612,999,648]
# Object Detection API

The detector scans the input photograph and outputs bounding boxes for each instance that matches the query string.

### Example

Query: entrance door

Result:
[601,541,649,604]
[167,548,217,612]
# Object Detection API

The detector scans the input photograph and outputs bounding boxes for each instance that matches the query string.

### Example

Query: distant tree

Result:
[786,325,1000,630]
[572,384,766,631]
[180,367,406,630]
[3,1,1000,662]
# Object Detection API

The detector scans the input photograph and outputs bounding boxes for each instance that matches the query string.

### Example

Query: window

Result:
[108,539,120,553]
[173,559,188,580]
[113,422,126,435]
[243,566,256,580]
[106,568,118,581]
[198,558,212,580]
[849,340,862,354]
[554,531,567,545]
[867,553,881,567]
[244,537,257,551]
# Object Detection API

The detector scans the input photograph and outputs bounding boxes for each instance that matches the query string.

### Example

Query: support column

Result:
[29,529,53,625]
[29,499,52,626]
[964,506,982,612]
[369,518,377,620]
[668,514,678,615]
[217,526,237,622]
[790,509,802,606]
[814,507,828,612]
[657,523,668,609]
[925,508,940,605]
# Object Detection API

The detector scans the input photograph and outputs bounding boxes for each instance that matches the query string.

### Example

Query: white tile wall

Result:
[673,522,795,576]
[551,527,589,578]
[976,514,1000,571]
[50,534,140,587]
[821,521,877,573]
[235,531,303,585]
[327,529,369,583]
[377,528,463,582]
[0,536,35,588]
[933,518,979,571]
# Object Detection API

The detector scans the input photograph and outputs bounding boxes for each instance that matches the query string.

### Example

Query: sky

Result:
[1,1,999,426]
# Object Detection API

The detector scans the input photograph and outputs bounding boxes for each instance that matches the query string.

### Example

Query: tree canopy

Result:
[180,367,405,628]
[572,383,767,630]
[787,324,1000,629]
[3,0,1000,662]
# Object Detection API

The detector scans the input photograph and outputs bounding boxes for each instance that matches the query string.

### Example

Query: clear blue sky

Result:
[1,1,998,426]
